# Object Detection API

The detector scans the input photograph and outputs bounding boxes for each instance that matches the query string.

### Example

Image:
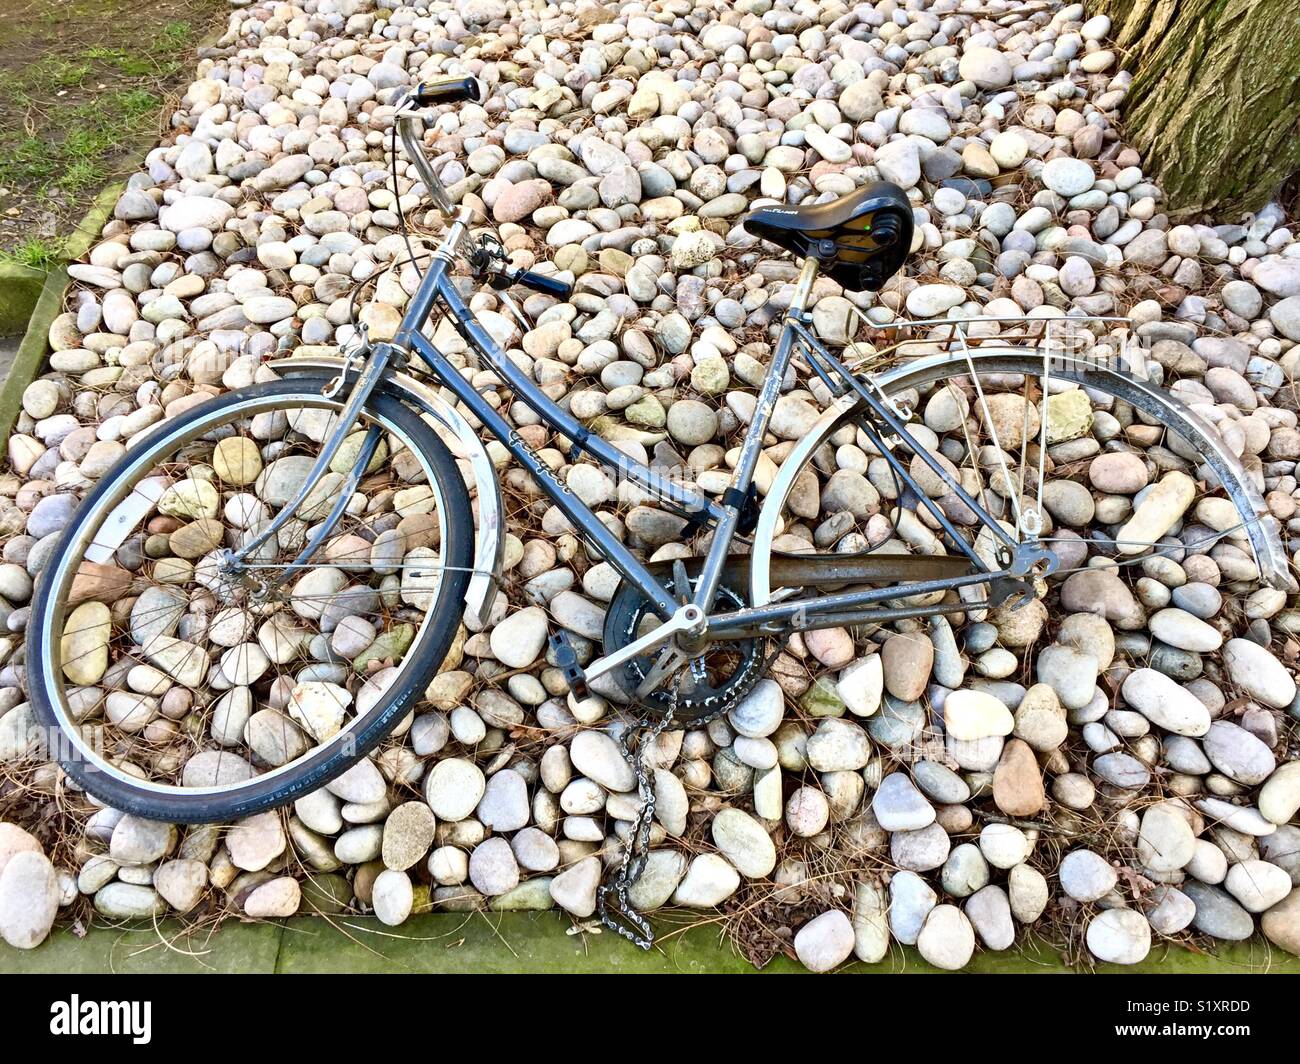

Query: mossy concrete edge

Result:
[0,263,46,337]
[2,912,1296,974]
[0,181,125,441]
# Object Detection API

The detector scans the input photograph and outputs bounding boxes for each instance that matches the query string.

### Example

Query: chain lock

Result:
[595,684,678,951]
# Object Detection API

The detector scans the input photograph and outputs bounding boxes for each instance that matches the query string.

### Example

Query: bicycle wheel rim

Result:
[29,381,464,814]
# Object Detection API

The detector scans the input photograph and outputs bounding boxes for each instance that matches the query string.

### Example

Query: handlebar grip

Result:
[412,76,486,106]
[514,270,573,299]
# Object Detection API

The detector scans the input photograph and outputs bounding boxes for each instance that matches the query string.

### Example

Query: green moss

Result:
[1,911,1298,974]
[0,260,50,336]
[800,675,846,716]
[353,624,417,672]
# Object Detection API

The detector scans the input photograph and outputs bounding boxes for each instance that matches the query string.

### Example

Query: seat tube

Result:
[693,258,819,613]
[787,257,819,316]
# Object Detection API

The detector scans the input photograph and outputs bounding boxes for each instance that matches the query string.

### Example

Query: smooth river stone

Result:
[943,689,1014,741]
[1120,668,1211,736]
[61,602,111,685]
[1114,472,1195,555]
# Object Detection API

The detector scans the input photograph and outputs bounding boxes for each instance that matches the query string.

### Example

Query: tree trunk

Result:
[1094,0,1300,220]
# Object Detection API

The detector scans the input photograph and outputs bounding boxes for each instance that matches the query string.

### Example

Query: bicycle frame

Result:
[248,199,1051,661]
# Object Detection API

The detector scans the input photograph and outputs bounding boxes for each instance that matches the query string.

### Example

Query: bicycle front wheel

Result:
[29,375,473,823]
[750,346,1290,613]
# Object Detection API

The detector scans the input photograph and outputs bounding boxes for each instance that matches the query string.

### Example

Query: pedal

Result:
[549,631,590,700]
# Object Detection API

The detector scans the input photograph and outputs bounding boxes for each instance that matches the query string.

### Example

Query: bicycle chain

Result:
[594,682,678,951]
[595,639,785,950]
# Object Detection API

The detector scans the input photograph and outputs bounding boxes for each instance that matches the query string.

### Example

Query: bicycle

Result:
[29,75,1293,845]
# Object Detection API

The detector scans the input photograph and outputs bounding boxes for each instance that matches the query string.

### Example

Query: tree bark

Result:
[1094,0,1300,220]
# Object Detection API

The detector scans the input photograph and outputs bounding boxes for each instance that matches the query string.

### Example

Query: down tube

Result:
[407,333,677,618]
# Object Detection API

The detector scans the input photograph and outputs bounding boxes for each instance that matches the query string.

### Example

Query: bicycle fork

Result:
[221,337,397,590]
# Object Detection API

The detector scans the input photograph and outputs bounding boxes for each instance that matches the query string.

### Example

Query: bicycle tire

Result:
[28,375,474,823]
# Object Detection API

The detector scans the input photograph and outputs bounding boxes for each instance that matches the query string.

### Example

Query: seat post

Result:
[788,257,819,316]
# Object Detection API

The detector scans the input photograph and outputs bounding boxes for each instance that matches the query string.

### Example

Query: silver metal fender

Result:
[751,348,1297,607]
[270,355,503,625]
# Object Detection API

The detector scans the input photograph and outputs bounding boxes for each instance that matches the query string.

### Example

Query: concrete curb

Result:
[0,262,46,337]
[1,912,1296,974]
[0,181,125,441]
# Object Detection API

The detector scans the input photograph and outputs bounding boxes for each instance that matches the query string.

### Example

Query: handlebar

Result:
[393,76,486,217]
[395,111,452,216]
[489,265,573,299]
[392,75,573,304]
[412,76,485,107]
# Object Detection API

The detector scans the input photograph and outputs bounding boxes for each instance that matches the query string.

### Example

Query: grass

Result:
[79,21,196,79]
[0,28,191,197]
[0,5,220,256]
[2,88,163,199]
[0,237,63,270]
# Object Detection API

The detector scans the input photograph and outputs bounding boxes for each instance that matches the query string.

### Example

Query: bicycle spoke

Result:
[957,325,1023,535]
[1035,328,1053,533]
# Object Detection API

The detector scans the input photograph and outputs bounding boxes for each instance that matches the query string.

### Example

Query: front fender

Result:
[270,355,503,626]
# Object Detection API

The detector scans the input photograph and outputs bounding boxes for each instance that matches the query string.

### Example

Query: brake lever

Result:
[464,235,534,330]
[468,231,507,273]
[497,288,533,334]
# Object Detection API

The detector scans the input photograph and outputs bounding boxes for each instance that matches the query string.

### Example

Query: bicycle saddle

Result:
[742,181,914,292]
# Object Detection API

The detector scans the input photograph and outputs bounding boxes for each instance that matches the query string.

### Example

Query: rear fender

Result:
[751,349,1297,607]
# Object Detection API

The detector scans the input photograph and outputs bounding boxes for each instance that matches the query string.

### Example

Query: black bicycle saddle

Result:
[742,181,914,292]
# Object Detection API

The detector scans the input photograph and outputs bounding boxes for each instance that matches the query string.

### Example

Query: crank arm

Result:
[584,604,704,686]
[633,643,690,700]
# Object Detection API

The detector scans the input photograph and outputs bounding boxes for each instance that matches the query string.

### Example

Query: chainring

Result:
[601,578,768,726]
